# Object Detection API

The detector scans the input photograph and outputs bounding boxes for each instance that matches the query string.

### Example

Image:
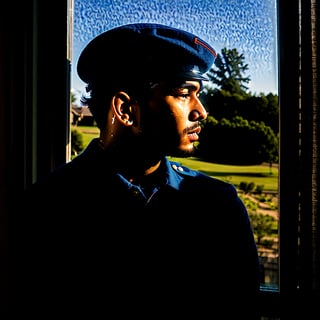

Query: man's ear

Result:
[111,91,135,126]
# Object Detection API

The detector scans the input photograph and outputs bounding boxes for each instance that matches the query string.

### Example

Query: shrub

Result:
[255,184,264,194]
[239,181,255,194]
[71,128,84,156]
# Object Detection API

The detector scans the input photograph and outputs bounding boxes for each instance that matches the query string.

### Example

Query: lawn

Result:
[73,125,99,147]
[75,125,279,192]
[169,157,278,191]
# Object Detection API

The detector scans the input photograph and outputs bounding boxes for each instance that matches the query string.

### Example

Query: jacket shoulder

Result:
[168,160,237,193]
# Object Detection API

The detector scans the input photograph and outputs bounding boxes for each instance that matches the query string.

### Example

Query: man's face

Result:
[138,80,208,157]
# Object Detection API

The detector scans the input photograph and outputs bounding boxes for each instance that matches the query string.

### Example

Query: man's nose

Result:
[189,104,208,121]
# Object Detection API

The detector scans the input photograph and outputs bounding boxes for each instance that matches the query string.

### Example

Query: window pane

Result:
[71,0,279,292]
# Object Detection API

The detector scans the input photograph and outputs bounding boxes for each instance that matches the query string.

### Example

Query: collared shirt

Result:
[23,137,260,318]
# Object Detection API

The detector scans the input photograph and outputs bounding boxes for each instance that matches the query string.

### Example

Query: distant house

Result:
[71,104,95,126]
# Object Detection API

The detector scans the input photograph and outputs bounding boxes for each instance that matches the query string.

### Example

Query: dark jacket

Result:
[18,138,260,317]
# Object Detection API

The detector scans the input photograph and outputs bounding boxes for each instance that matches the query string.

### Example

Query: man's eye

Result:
[172,89,190,98]
[179,93,190,99]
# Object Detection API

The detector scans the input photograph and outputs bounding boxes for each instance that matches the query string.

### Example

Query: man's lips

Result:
[187,126,201,141]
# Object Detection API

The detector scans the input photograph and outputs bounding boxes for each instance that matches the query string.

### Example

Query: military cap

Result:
[77,23,217,85]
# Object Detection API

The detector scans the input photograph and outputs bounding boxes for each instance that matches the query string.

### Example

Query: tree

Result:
[207,47,251,94]
[198,47,279,167]
[71,91,77,104]
[198,115,278,165]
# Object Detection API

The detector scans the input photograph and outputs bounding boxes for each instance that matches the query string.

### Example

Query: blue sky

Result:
[71,0,278,101]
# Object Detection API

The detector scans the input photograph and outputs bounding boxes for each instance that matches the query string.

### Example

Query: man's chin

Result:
[170,146,195,158]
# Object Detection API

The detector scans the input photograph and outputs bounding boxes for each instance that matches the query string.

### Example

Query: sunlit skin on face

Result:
[99,80,208,177]
[141,80,208,156]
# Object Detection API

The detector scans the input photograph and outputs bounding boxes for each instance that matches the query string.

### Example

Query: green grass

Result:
[169,157,278,191]
[76,125,279,192]
[73,125,99,147]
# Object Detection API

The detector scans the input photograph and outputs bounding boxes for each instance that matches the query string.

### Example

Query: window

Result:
[72,0,280,296]
[1,0,319,317]
[72,1,281,314]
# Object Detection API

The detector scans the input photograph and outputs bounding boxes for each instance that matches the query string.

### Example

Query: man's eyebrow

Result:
[179,83,196,89]
[173,82,203,91]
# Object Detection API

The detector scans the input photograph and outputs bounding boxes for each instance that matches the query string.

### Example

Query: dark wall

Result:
[0,0,70,313]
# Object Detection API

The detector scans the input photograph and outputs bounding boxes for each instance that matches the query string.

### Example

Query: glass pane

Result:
[71,0,279,292]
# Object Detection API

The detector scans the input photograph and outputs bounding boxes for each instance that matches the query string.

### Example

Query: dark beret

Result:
[77,23,217,85]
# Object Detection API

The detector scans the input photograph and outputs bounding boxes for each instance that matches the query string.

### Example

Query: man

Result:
[24,23,260,317]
